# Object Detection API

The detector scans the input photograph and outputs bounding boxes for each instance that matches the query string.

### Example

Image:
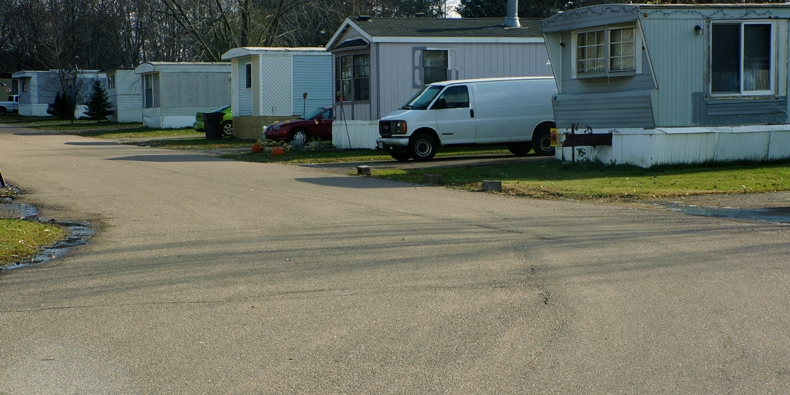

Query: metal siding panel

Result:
[553,90,655,130]
[706,99,786,116]
[238,58,253,116]
[292,54,332,115]
[642,18,704,127]
[261,55,292,116]
[158,72,229,109]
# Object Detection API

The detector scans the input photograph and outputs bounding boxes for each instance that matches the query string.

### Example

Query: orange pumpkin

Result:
[271,147,285,156]
[251,143,263,153]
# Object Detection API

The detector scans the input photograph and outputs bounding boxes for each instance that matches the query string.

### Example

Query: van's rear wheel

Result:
[390,152,410,162]
[409,133,437,161]
[532,127,555,156]
[507,143,531,156]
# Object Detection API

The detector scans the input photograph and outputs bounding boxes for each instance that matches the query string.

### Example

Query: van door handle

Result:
[470,109,474,118]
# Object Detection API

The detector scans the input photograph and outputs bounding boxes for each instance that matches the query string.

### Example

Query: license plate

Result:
[377,141,384,149]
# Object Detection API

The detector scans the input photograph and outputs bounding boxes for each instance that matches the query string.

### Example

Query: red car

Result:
[263,105,333,142]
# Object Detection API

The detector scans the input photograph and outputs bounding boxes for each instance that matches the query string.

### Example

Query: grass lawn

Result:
[371,159,790,200]
[0,219,67,266]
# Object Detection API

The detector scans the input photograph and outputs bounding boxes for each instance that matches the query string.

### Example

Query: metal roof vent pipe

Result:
[505,0,521,28]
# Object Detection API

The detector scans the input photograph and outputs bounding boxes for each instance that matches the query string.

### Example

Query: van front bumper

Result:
[376,137,409,153]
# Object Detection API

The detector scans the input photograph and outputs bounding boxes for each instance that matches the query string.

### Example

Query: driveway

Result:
[1,124,789,394]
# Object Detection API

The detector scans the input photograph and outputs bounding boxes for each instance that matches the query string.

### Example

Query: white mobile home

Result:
[12,71,58,116]
[104,68,142,123]
[12,70,104,117]
[134,62,231,129]
[542,4,790,167]
[221,47,332,139]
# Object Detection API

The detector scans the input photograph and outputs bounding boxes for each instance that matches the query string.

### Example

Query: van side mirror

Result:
[432,98,446,109]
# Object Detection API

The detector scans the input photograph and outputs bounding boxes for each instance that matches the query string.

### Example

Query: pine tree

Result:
[84,79,113,122]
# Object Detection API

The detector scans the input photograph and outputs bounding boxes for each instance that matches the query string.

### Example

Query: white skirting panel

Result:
[331,120,379,150]
[556,125,790,168]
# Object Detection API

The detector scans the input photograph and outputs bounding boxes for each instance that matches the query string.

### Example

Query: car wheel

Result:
[0,107,6,116]
[290,129,309,143]
[390,152,410,162]
[507,142,531,156]
[409,133,437,161]
[221,121,233,137]
[532,126,555,156]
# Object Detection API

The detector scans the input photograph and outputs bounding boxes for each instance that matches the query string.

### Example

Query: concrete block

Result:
[357,165,371,176]
[482,180,502,192]
[423,174,443,184]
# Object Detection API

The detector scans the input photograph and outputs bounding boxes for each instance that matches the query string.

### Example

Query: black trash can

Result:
[203,112,224,140]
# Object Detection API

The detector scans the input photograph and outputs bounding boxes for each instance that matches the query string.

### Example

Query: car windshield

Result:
[299,106,327,120]
[401,86,444,110]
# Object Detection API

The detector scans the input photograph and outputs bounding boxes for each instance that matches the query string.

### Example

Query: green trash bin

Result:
[203,112,224,140]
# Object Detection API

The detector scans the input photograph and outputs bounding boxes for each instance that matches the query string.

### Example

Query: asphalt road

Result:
[1,124,789,394]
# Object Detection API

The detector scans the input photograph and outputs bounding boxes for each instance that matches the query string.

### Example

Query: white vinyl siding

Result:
[260,55,291,116]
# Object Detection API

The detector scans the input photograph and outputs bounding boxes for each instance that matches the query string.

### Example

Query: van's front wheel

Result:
[507,142,531,156]
[390,152,410,162]
[532,127,555,156]
[409,133,437,161]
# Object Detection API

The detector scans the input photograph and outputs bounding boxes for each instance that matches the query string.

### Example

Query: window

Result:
[22,79,27,92]
[335,54,370,102]
[144,74,154,108]
[432,85,469,109]
[245,64,252,89]
[108,75,115,89]
[423,50,448,85]
[353,55,370,101]
[575,26,636,77]
[711,22,773,95]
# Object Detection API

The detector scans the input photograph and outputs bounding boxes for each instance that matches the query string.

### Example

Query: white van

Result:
[377,77,557,161]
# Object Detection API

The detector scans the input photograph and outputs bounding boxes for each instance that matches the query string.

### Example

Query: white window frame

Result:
[709,21,775,97]
[572,24,642,79]
[245,63,252,89]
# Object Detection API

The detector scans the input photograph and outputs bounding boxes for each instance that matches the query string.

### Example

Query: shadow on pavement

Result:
[107,154,228,162]
[294,177,410,189]
[65,141,118,146]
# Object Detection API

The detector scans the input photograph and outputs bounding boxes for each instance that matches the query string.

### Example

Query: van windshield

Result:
[401,86,444,110]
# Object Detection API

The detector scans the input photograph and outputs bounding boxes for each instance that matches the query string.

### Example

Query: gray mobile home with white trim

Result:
[327,16,552,122]
[542,4,790,167]
[134,62,231,129]
[325,17,553,148]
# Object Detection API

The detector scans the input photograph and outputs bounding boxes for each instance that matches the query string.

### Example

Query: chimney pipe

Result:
[505,0,520,28]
